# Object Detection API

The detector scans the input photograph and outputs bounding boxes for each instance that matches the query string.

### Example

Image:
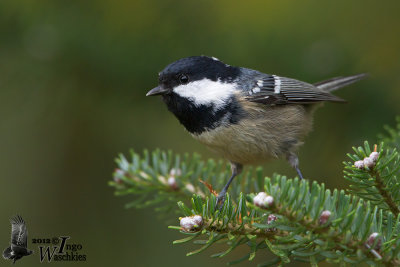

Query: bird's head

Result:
[146,56,240,108]
[146,56,244,134]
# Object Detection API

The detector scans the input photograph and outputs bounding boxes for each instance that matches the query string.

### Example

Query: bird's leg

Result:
[215,162,243,209]
[287,153,304,180]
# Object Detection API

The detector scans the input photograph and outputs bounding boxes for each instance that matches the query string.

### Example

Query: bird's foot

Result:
[215,190,227,212]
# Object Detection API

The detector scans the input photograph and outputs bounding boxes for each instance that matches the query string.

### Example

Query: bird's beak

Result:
[146,86,170,96]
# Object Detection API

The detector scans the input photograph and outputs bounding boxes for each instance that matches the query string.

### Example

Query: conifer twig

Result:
[110,117,400,266]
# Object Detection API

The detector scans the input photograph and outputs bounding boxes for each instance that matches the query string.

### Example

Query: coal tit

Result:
[147,56,366,204]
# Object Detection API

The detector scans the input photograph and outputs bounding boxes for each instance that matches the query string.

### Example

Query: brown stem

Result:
[198,203,398,266]
[372,170,400,217]
[203,219,280,239]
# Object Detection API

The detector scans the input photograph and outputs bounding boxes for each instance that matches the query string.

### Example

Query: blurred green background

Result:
[0,0,399,266]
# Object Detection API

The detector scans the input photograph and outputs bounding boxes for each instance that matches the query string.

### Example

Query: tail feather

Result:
[314,73,368,92]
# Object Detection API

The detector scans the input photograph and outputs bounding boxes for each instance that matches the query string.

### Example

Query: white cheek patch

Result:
[173,79,237,109]
[272,75,281,93]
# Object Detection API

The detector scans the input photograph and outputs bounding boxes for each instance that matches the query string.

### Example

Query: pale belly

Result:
[192,124,277,164]
[191,104,313,165]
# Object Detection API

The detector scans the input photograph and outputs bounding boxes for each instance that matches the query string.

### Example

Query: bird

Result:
[3,215,33,264]
[146,56,366,205]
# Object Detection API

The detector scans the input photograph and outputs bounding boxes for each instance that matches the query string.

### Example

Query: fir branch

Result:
[371,169,400,217]
[170,176,400,266]
[109,149,263,213]
[110,118,400,266]
[344,141,400,217]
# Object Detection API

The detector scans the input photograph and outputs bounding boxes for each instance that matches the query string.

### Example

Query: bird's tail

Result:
[3,246,12,259]
[314,73,368,92]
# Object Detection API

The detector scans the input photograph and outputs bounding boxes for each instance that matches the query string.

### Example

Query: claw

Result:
[215,192,226,211]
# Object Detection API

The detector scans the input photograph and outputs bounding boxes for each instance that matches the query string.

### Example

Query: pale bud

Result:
[170,168,182,177]
[369,152,379,162]
[180,217,194,231]
[366,232,381,250]
[167,177,178,190]
[185,184,195,194]
[192,215,203,226]
[319,210,331,225]
[253,192,274,208]
[354,160,365,169]
[363,157,375,169]
[267,214,277,224]
[115,168,125,176]
[180,215,203,232]
[253,192,267,207]
[113,169,124,184]
[264,196,274,207]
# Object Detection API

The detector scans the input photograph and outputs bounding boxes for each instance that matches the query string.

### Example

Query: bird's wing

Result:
[10,215,28,248]
[244,75,345,105]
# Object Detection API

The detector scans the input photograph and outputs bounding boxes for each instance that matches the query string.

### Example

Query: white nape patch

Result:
[272,75,281,93]
[173,78,237,109]
[257,80,263,87]
[211,56,219,61]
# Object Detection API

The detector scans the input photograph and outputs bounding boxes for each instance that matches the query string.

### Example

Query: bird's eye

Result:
[179,74,189,84]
